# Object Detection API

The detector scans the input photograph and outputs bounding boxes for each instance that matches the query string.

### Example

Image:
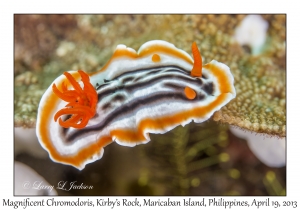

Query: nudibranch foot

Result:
[36,40,236,170]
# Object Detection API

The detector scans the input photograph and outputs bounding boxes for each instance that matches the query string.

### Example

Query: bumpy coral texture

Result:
[213,55,285,137]
[211,15,286,137]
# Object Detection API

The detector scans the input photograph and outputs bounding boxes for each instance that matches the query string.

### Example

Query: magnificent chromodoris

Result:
[36,40,236,170]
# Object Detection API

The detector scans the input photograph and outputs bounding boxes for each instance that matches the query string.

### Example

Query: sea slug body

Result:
[36,40,236,170]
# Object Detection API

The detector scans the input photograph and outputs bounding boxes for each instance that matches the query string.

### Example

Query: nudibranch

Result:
[36,40,236,170]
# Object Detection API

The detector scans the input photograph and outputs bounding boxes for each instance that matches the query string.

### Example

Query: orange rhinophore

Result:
[52,70,98,129]
[190,42,202,77]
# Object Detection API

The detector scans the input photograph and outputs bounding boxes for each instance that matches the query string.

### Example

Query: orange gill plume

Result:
[52,70,98,129]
